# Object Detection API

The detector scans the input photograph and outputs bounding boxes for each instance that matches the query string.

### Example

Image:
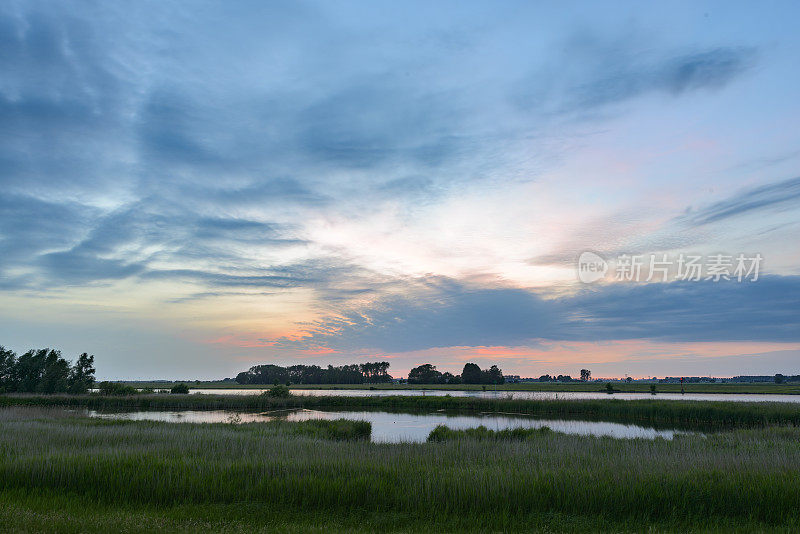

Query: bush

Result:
[266,384,292,398]
[170,383,190,394]
[97,381,138,396]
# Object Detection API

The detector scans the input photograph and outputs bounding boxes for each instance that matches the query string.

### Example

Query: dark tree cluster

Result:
[537,374,578,382]
[0,346,95,394]
[407,364,459,385]
[407,362,504,385]
[774,374,800,384]
[235,362,392,385]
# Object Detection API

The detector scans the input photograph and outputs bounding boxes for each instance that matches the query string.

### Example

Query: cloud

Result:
[528,176,800,270]
[566,276,800,343]
[514,36,756,116]
[0,194,94,265]
[292,276,800,352]
[303,282,559,352]
[0,1,797,379]
[682,176,800,226]
[572,47,756,109]
[38,250,146,283]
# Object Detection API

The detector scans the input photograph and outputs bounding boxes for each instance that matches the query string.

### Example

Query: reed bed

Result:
[428,424,555,441]
[5,393,800,429]
[0,407,799,531]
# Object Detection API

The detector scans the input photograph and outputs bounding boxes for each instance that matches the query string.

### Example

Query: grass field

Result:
[1,406,799,532]
[119,380,800,394]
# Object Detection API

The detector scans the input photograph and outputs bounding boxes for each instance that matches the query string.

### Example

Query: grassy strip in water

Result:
[428,424,555,442]
[243,417,370,440]
[1,407,799,531]
[5,393,800,429]
[119,380,800,394]
[286,382,800,394]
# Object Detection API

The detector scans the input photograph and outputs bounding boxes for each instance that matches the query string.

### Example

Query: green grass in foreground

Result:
[2,491,794,534]
[0,407,799,532]
[6,393,800,429]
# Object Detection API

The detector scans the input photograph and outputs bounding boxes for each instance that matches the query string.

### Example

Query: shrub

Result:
[266,384,291,398]
[170,383,190,394]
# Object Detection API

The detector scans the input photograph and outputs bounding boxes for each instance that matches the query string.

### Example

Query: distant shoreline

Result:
[108,381,800,395]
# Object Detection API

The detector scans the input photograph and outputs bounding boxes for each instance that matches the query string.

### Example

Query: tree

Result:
[0,346,17,392]
[16,349,47,392]
[36,349,70,394]
[360,361,392,383]
[241,364,289,385]
[68,353,95,394]
[408,364,442,384]
[484,365,504,385]
[775,374,785,384]
[441,372,456,385]
[580,369,591,382]
[461,363,482,384]
[3,347,96,394]
[375,361,391,382]
[235,371,249,384]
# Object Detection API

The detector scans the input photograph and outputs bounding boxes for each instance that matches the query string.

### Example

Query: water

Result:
[88,408,689,443]
[187,388,800,403]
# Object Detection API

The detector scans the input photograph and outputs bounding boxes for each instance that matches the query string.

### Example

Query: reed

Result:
[427,424,554,441]
[0,407,799,531]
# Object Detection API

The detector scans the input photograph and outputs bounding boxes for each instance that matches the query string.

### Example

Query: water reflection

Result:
[88,408,689,443]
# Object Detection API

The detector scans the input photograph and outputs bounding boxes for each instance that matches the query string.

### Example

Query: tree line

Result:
[408,362,505,385]
[0,346,95,394]
[531,370,592,382]
[236,362,392,385]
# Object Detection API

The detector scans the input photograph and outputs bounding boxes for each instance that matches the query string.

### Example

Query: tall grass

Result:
[5,393,800,429]
[427,424,554,441]
[0,407,799,531]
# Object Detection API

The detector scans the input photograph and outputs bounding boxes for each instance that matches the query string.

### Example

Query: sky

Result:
[1,1,799,380]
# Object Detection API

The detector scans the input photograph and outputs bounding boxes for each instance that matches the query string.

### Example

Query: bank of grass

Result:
[119,380,800,394]
[428,424,555,442]
[5,393,800,429]
[262,417,370,440]
[0,407,799,532]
